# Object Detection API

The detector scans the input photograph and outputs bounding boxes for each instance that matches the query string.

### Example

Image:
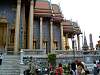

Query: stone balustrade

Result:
[20,49,47,64]
[20,49,100,65]
[21,49,46,55]
[53,50,100,56]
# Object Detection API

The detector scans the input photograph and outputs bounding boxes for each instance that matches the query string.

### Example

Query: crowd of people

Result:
[53,60,89,75]
[93,59,100,75]
[53,59,100,75]
[24,58,100,75]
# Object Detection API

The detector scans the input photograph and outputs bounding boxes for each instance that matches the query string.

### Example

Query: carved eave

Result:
[73,24,82,35]
[52,14,63,22]
[34,1,51,17]
[62,20,74,33]
[52,17,63,22]
[74,28,82,35]
[51,4,63,22]
[62,20,76,38]
[34,8,52,17]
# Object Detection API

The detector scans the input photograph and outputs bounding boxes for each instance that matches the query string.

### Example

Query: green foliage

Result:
[63,64,67,73]
[48,53,56,68]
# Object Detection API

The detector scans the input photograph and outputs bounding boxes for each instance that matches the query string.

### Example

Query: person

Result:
[0,53,3,65]
[77,60,86,74]
[49,63,53,75]
[81,62,90,75]
[76,65,85,75]
[55,67,59,75]
[93,60,98,75]
[65,63,71,75]
[24,69,30,75]
[28,57,35,75]
[71,61,76,75]
[97,59,100,74]
[58,63,63,75]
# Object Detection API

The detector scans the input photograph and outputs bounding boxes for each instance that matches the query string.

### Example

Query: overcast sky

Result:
[51,0,100,48]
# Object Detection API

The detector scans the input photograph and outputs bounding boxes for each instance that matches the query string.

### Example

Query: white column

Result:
[14,0,21,54]
[60,23,64,50]
[29,0,33,49]
[40,17,43,49]
[77,34,80,50]
[20,49,24,64]
[50,20,53,52]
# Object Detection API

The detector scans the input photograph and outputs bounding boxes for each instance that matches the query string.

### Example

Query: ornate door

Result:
[0,24,7,48]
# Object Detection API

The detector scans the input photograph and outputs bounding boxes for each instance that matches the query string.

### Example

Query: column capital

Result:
[60,22,63,26]
[50,19,53,22]
[40,17,43,21]
[50,21,53,25]
[30,0,33,5]
[17,0,21,4]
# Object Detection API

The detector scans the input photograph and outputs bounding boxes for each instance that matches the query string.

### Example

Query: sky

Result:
[51,0,100,49]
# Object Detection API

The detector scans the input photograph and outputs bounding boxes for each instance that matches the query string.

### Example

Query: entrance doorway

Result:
[0,23,7,53]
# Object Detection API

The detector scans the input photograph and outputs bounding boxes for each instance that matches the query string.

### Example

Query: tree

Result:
[48,53,56,70]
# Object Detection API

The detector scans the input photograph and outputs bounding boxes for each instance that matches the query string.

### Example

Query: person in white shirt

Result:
[93,60,98,75]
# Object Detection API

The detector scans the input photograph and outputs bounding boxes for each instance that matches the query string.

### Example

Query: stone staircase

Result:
[0,55,20,75]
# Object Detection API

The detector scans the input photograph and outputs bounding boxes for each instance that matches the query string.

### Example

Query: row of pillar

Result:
[65,34,80,50]
[14,0,64,54]
[14,0,34,54]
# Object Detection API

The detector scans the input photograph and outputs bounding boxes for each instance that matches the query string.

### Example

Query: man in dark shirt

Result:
[71,61,76,75]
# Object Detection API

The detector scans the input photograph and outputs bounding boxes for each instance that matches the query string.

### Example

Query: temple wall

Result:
[0,2,16,25]
[42,18,50,52]
[42,18,50,41]
[33,17,51,51]
[53,24,61,50]
[0,1,16,51]
[34,17,40,49]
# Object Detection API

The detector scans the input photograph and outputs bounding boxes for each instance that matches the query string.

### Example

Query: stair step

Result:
[0,73,20,75]
[0,55,20,75]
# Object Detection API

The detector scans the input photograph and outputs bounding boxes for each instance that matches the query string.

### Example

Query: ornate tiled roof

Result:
[62,20,74,33]
[34,0,51,16]
[72,22,82,35]
[51,4,63,22]
[62,20,81,38]
[62,20,75,38]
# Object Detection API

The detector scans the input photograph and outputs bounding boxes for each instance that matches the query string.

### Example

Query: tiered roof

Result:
[62,20,74,38]
[33,0,81,37]
[72,22,82,35]
[34,0,51,16]
[51,4,63,22]
[62,20,81,38]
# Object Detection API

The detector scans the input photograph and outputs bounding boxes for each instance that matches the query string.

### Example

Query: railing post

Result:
[20,49,24,64]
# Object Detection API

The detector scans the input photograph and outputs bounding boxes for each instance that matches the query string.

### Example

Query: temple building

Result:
[89,33,94,50]
[96,37,100,50]
[0,0,81,54]
[82,33,89,50]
